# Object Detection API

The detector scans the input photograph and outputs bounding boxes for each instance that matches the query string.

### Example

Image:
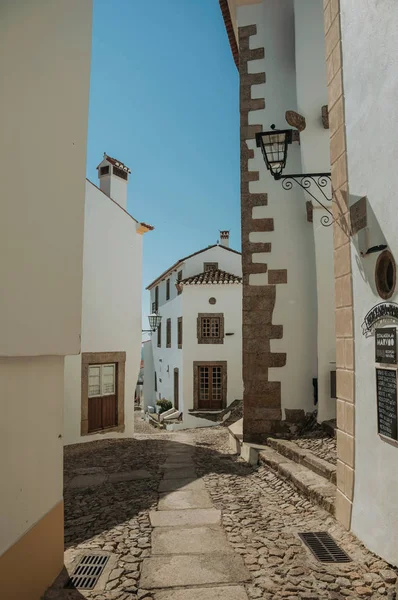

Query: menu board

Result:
[376,368,398,440]
[375,328,397,364]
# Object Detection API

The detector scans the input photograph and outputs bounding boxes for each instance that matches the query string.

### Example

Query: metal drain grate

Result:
[65,554,109,590]
[299,532,351,563]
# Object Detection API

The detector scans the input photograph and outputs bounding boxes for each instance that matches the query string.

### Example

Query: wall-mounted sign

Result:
[362,302,398,337]
[376,367,398,441]
[350,196,367,235]
[375,328,397,364]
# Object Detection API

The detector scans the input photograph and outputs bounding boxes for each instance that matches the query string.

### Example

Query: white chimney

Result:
[220,230,230,248]
[97,152,130,210]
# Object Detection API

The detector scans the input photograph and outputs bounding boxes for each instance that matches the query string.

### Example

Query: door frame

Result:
[81,351,126,436]
[193,361,227,410]
[174,367,179,410]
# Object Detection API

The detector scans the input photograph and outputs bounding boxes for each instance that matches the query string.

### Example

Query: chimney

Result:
[97,153,130,210]
[220,230,230,248]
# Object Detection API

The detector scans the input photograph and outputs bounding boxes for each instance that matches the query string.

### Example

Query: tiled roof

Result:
[180,269,242,286]
[97,153,131,174]
[146,244,241,290]
[219,0,239,70]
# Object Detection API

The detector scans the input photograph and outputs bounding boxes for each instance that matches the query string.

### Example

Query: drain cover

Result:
[65,554,109,590]
[299,532,351,563]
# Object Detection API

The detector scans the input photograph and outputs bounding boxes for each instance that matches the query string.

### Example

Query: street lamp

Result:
[142,313,162,333]
[255,124,333,227]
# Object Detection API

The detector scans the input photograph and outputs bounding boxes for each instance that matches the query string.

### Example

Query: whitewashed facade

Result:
[63,156,152,445]
[337,1,398,566]
[144,236,243,429]
[0,2,92,598]
[221,0,336,442]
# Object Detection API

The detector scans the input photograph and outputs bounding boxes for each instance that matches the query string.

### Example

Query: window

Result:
[100,165,109,176]
[166,318,171,348]
[204,262,218,272]
[375,250,396,300]
[197,313,224,344]
[113,165,128,180]
[166,278,170,300]
[88,364,116,397]
[157,321,162,348]
[155,371,157,392]
[177,270,182,295]
[178,317,183,349]
[155,286,159,312]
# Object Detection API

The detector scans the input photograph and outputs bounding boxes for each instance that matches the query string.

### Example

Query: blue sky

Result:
[86,0,240,320]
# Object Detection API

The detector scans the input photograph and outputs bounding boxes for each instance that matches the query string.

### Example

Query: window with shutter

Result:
[157,322,162,348]
[178,317,183,349]
[204,262,218,272]
[166,279,170,300]
[166,318,171,348]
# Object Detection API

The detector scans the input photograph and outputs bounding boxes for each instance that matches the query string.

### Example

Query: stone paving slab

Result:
[162,454,194,468]
[158,490,213,510]
[67,473,108,488]
[108,469,152,483]
[150,508,221,528]
[153,585,249,600]
[152,525,233,555]
[162,466,197,479]
[140,554,251,589]
[158,478,205,492]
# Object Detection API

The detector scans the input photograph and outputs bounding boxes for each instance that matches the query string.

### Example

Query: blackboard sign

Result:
[375,328,397,364]
[376,368,398,440]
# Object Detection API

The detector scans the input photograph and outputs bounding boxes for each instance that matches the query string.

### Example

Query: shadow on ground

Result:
[62,434,251,550]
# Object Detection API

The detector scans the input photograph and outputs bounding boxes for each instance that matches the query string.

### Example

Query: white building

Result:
[333,0,398,566]
[220,0,336,442]
[63,154,152,445]
[144,232,243,429]
[0,2,92,599]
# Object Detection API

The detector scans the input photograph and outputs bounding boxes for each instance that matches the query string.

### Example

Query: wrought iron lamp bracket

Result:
[275,172,334,227]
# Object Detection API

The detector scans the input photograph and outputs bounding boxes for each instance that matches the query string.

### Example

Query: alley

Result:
[46,427,397,600]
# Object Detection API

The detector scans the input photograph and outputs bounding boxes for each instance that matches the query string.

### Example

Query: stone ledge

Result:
[267,437,337,483]
[258,446,336,515]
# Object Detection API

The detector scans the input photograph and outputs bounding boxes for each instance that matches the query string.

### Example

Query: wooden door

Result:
[88,363,117,432]
[197,365,224,410]
[174,368,179,410]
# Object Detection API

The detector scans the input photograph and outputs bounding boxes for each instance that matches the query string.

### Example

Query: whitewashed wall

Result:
[294,0,336,422]
[64,180,143,445]
[149,246,242,310]
[181,283,243,429]
[340,0,398,566]
[146,246,243,429]
[0,0,92,358]
[0,357,64,556]
[237,0,318,416]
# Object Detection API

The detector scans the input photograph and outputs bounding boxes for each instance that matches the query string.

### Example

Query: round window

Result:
[375,250,396,300]
[209,297,217,305]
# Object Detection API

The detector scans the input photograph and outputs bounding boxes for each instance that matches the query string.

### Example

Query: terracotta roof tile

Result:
[146,244,241,290]
[97,153,131,174]
[219,0,239,69]
[180,268,242,286]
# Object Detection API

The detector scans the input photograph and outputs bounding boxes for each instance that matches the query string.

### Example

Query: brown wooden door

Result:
[174,368,179,410]
[88,363,117,432]
[197,365,224,410]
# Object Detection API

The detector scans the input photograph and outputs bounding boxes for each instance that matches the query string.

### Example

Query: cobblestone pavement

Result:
[293,436,337,464]
[46,426,396,600]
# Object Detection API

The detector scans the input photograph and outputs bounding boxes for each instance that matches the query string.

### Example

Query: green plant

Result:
[156,398,173,414]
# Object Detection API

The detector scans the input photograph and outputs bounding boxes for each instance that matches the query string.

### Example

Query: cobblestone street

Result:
[46,426,397,600]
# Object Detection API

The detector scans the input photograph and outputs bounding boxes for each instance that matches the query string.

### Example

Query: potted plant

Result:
[156,398,173,414]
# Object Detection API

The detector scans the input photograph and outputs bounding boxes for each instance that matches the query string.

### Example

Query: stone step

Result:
[266,437,336,484]
[150,508,221,528]
[258,446,336,515]
[151,525,234,555]
[158,490,213,510]
[140,553,251,589]
[153,585,249,600]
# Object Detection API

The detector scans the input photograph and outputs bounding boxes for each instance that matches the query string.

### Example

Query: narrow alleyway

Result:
[46,427,397,600]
